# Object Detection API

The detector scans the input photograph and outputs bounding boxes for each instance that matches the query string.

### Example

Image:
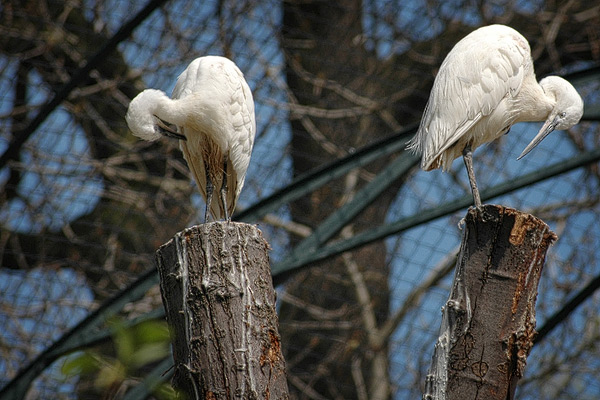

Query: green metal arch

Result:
[2,62,599,400]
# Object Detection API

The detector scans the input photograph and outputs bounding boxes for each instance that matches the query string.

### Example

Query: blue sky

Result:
[1,1,599,398]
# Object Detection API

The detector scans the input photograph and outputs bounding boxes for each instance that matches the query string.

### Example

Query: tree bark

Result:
[423,205,557,400]
[155,222,289,400]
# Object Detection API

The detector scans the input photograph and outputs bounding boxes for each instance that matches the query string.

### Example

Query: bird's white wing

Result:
[173,56,256,219]
[172,60,199,100]
[410,25,530,170]
[223,61,256,190]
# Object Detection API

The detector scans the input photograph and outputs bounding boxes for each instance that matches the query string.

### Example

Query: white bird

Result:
[126,56,256,222]
[408,24,584,208]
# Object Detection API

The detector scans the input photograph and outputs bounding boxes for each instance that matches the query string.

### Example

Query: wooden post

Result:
[423,205,557,400]
[155,222,289,399]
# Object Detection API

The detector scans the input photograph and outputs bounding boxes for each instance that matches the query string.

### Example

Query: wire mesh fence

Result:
[1,0,599,399]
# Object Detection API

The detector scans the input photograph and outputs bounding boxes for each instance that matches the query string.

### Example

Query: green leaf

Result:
[130,342,170,368]
[95,360,126,389]
[113,320,135,363]
[61,351,101,377]
[133,320,170,344]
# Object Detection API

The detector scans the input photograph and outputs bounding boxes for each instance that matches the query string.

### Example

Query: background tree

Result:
[0,0,599,399]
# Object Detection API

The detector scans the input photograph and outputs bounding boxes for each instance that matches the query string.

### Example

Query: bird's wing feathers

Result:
[172,60,199,100]
[220,60,256,215]
[410,25,529,170]
[232,72,256,187]
[173,56,256,219]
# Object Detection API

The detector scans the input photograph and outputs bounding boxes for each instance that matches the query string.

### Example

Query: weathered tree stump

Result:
[155,222,289,399]
[423,205,557,400]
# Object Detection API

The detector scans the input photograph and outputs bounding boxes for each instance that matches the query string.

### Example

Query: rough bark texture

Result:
[155,222,289,400]
[423,205,557,400]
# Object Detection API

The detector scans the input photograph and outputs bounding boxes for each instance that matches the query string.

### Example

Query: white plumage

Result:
[408,24,583,208]
[126,56,256,222]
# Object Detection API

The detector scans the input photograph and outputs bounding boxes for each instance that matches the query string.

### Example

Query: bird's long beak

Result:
[517,115,559,160]
[155,115,186,141]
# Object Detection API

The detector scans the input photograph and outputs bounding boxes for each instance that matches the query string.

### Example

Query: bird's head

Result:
[518,76,584,160]
[125,89,171,141]
[540,76,584,130]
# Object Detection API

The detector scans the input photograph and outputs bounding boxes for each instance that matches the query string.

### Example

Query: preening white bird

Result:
[408,24,584,208]
[126,56,256,222]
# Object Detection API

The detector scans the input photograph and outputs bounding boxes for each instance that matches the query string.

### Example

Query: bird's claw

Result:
[458,204,490,229]
[472,204,492,222]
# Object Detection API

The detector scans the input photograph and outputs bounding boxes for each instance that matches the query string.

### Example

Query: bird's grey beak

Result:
[517,114,559,160]
[155,116,187,141]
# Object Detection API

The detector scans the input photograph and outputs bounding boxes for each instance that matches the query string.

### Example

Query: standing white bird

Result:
[126,56,256,222]
[408,24,583,208]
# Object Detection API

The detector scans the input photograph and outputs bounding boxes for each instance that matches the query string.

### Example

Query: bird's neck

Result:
[154,97,187,126]
[515,77,554,123]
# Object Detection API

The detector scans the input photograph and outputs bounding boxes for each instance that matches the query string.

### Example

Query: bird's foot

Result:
[458,204,489,229]
[472,203,492,222]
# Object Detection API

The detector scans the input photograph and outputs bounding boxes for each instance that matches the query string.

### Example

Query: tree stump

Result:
[155,222,289,399]
[423,205,557,400]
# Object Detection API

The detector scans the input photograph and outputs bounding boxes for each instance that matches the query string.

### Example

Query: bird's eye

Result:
[560,112,567,118]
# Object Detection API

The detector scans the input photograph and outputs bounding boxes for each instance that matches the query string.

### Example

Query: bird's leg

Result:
[220,155,230,222]
[462,144,482,210]
[204,162,214,224]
